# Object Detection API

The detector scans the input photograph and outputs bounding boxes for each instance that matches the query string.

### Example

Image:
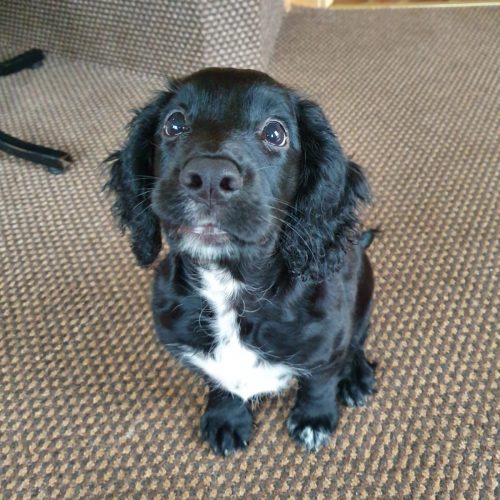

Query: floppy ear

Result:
[280,98,371,281]
[105,91,171,266]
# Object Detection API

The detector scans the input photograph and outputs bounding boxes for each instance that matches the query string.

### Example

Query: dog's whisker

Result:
[131,195,153,212]
[131,197,150,212]
[133,200,153,219]
[135,175,159,181]
[268,214,320,269]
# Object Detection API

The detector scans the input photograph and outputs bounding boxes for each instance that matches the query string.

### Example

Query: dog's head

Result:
[106,68,369,281]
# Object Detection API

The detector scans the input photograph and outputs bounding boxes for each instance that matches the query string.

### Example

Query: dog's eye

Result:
[262,120,287,147]
[164,111,189,136]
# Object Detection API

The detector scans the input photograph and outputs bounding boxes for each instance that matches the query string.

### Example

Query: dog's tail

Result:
[359,228,380,249]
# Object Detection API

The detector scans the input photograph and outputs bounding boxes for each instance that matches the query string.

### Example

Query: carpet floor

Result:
[1,6,498,498]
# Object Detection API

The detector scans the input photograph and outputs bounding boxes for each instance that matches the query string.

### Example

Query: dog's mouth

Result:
[164,222,230,245]
[162,219,275,250]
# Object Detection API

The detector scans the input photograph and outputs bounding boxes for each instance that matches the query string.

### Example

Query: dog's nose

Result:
[180,157,243,206]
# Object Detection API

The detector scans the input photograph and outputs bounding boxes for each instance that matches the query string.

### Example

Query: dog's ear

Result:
[281,97,371,281]
[105,91,172,266]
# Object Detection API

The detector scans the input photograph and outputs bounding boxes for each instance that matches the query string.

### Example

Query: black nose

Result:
[179,157,243,206]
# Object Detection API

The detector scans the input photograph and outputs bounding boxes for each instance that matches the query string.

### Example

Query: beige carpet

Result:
[1,6,498,498]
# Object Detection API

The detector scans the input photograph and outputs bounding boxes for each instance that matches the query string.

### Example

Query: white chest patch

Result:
[183,266,294,401]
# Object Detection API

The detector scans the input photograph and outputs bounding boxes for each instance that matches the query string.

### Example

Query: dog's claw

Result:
[338,353,376,407]
[201,410,252,457]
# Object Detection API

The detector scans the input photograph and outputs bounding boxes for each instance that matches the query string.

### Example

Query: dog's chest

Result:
[184,267,293,401]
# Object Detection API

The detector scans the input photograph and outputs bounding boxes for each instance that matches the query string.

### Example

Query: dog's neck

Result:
[179,247,290,294]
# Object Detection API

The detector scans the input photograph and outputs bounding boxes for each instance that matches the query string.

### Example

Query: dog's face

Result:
[107,68,370,280]
[152,69,301,261]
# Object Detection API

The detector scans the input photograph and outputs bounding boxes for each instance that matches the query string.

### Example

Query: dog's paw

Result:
[201,407,252,456]
[338,358,375,407]
[338,376,374,407]
[287,410,337,452]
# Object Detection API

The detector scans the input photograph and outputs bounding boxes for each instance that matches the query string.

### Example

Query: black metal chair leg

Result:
[0,49,45,76]
[1,49,73,174]
[0,130,72,175]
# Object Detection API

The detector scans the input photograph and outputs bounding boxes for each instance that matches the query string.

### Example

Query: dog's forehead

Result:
[182,67,279,89]
[173,68,294,121]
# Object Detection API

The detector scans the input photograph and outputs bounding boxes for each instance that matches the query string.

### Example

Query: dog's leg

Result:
[337,251,376,407]
[337,348,375,407]
[337,319,376,407]
[287,374,339,451]
[201,387,253,456]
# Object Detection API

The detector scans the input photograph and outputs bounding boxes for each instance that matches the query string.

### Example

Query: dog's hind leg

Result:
[337,313,376,407]
[338,250,376,407]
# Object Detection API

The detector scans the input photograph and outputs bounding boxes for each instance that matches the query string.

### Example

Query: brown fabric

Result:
[1,6,499,498]
[0,0,284,76]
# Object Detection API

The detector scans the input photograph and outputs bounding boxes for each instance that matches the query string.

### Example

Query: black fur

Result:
[105,68,376,455]
[106,92,171,265]
[281,100,371,281]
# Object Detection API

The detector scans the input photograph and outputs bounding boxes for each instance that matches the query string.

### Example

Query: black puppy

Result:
[106,68,376,455]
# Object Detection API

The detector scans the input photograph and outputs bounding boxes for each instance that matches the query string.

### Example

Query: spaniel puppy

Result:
[106,68,376,455]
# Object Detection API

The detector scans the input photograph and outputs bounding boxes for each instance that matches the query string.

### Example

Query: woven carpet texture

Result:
[1,6,498,498]
[0,0,284,76]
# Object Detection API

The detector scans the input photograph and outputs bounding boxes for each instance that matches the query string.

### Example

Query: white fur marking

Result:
[300,427,330,451]
[178,235,236,261]
[287,417,331,451]
[184,266,294,401]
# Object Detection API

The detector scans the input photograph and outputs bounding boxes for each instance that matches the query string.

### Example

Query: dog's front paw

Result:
[338,357,376,407]
[287,409,338,452]
[201,406,252,456]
